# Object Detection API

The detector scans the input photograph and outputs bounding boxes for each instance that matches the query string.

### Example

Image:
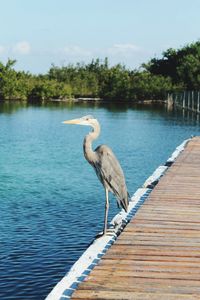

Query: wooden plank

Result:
[103,254,200,262]
[80,277,200,289]
[72,290,200,300]
[73,278,200,295]
[71,137,200,299]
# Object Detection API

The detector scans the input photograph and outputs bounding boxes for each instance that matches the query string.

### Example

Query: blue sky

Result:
[0,0,200,74]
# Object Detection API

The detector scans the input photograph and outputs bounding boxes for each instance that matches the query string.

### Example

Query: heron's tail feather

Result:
[120,192,129,212]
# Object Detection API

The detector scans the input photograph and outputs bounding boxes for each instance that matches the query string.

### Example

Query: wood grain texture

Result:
[71,137,200,299]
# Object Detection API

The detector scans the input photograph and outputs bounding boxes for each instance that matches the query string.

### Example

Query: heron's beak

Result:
[62,118,81,125]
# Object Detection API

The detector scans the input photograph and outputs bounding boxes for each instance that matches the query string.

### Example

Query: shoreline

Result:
[0,98,166,104]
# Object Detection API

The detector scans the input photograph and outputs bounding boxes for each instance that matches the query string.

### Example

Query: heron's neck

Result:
[83,122,100,163]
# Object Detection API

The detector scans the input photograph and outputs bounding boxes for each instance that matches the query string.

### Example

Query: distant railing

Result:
[167,91,200,113]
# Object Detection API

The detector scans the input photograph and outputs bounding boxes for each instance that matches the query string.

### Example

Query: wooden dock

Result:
[71,137,200,300]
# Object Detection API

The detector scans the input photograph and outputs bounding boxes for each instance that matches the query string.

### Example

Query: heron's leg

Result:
[103,188,109,235]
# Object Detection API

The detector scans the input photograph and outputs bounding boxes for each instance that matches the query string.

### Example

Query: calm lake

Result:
[1,101,200,299]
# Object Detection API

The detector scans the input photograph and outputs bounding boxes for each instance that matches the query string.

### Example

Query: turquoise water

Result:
[0,101,200,299]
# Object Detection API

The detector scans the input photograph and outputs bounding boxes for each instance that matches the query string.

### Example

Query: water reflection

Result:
[0,101,28,114]
[1,100,200,132]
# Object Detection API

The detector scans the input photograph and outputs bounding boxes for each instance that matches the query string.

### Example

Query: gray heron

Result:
[63,115,129,235]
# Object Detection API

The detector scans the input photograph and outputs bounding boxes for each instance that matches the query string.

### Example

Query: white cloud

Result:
[13,41,31,55]
[63,45,92,57]
[0,45,6,55]
[56,43,144,69]
[107,43,140,55]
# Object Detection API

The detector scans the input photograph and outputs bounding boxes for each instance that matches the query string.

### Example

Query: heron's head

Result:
[62,115,98,127]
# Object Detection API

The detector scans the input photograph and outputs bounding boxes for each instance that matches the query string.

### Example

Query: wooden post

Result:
[167,93,174,111]
[175,94,177,107]
[192,91,194,111]
[183,91,186,109]
[197,92,200,114]
[188,91,190,110]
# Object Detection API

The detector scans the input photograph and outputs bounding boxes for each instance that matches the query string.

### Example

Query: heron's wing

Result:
[95,145,129,211]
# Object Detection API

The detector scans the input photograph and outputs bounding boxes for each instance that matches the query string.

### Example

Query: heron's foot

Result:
[95,231,104,239]
[95,228,114,239]
[105,228,115,235]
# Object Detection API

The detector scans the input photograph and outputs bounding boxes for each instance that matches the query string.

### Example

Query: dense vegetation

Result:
[144,41,200,90]
[1,41,200,102]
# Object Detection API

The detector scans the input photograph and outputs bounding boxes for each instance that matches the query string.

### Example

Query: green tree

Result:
[144,41,200,89]
[129,71,173,100]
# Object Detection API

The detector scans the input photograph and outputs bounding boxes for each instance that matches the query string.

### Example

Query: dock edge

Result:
[45,137,191,300]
